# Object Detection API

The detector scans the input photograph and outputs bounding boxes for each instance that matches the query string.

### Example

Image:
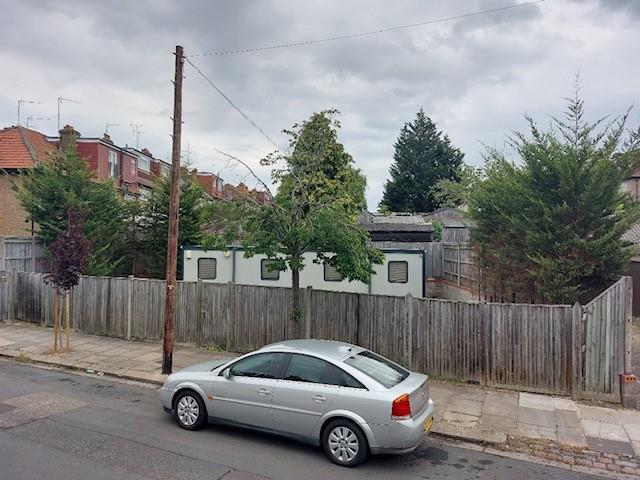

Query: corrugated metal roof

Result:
[623,223,640,244]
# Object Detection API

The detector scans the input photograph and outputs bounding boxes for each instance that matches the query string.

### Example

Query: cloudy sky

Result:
[2,0,639,208]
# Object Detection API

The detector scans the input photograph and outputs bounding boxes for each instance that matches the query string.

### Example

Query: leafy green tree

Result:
[207,110,383,328]
[16,142,126,275]
[432,164,482,209]
[469,90,640,304]
[140,170,207,279]
[380,109,464,212]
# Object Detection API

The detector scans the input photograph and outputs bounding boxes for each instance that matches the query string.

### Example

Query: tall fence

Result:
[0,236,47,273]
[0,272,631,402]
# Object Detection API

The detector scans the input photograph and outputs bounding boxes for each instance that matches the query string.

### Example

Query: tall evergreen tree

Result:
[140,170,207,279]
[469,89,640,303]
[380,109,464,212]
[16,142,126,275]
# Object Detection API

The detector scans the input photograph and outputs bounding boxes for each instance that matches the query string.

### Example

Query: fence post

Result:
[0,237,5,272]
[571,302,583,398]
[304,287,312,339]
[405,294,413,369]
[126,275,133,340]
[482,302,491,386]
[624,277,633,375]
[457,243,461,286]
[225,282,233,351]
[196,279,203,346]
[30,236,36,272]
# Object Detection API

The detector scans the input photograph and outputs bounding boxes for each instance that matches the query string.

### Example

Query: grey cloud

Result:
[1,0,638,208]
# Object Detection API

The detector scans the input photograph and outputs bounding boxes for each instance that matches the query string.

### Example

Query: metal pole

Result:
[162,45,184,374]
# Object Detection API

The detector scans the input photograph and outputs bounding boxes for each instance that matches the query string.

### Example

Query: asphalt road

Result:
[0,360,601,480]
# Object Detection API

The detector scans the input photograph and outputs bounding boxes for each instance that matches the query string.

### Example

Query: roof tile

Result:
[0,126,55,169]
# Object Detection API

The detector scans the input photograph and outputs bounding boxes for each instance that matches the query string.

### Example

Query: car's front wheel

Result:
[173,390,207,430]
[322,419,369,467]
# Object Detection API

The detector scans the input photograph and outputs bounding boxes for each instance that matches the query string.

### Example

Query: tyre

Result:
[322,419,369,467]
[173,390,207,430]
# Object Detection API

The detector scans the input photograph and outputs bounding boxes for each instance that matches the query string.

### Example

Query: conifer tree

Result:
[380,109,464,212]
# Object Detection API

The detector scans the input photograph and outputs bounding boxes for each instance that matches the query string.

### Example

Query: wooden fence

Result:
[0,236,47,273]
[0,272,631,402]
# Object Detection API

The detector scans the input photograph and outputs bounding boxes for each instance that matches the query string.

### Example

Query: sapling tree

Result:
[45,208,91,352]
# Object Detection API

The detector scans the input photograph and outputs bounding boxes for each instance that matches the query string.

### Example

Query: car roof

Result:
[259,339,364,361]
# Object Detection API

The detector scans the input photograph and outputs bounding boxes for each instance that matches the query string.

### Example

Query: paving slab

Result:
[519,392,555,411]
[625,423,640,442]
[586,436,636,456]
[578,405,621,424]
[448,398,483,417]
[518,407,557,428]
[557,425,587,447]
[442,410,479,424]
[553,397,577,411]
[599,422,630,442]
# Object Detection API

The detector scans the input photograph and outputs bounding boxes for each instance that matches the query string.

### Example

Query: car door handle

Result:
[313,395,327,403]
[258,388,271,396]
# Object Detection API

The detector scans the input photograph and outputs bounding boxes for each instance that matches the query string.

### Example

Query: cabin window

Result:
[261,259,280,280]
[323,263,343,282]
[198,258,217,280]
[388,261,408,283]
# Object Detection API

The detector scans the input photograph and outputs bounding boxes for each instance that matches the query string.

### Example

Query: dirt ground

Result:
[632,319,640,377]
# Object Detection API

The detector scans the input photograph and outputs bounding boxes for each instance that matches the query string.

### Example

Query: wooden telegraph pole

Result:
[162,45,184,374]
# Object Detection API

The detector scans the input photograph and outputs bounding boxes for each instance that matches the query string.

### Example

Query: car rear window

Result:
[344,350,409,388]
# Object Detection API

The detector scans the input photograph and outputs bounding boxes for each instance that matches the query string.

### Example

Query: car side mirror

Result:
[223,368,231,379]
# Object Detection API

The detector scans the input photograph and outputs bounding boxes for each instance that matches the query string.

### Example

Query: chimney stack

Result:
[59,125,80,152]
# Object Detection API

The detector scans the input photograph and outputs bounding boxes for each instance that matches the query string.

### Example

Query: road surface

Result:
[0,360,600,480]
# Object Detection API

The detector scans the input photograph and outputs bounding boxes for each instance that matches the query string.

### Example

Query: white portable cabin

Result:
[182,247,425,298]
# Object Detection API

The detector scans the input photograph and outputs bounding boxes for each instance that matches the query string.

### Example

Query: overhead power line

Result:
[184,57,283,152]
[187,1,543,58]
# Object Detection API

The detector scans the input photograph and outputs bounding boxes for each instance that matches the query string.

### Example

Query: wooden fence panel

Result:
[357,294,407,366]
[227,284,291,353]
[306,289,359,344]
[199,282,229,348]
[130,278,165,340]
[580,277,628,402]
[486,303,573,395]
[0,272,629,402]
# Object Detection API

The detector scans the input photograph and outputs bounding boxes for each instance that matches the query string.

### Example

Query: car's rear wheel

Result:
[322,419,369,467]
[173,390,207,430]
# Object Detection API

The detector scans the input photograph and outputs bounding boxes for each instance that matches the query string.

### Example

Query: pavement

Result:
[1,320,640,477]
[0,360,604,480]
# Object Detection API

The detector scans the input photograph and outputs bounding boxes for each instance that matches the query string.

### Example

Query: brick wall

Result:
[0,175,33,236]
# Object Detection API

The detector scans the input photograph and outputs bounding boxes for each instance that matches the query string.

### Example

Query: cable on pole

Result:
[187,1,544,58]
[184,57,284,152]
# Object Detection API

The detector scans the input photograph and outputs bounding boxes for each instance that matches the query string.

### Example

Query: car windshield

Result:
[344,350,409,388]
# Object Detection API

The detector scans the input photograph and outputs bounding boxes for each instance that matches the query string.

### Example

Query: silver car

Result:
[159,339,435,467]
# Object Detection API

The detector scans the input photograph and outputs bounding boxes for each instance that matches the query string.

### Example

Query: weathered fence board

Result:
[0,237,47,273]
[0,272,630,401]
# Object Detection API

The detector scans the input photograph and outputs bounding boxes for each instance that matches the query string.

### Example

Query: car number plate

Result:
[423,417,433,433]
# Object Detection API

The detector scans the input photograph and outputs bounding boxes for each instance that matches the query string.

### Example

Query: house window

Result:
[261,259,280,280]
[108,151,117,178]
[138,155,150,172]
[388,261,408,283]
[130,158,136,175]
[323,263,343,282]
[198,258,217,280]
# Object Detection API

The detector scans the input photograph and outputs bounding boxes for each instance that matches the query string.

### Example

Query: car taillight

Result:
[391,393,411,420]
